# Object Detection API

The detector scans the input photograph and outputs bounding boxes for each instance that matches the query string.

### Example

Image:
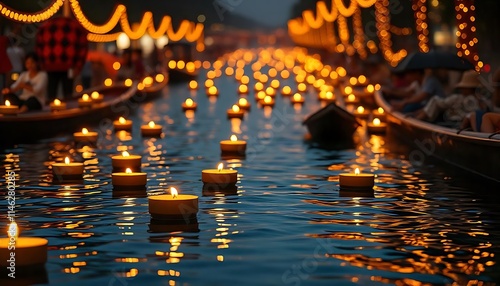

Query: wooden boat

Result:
[374,90,500,182]
[303,102,361,146]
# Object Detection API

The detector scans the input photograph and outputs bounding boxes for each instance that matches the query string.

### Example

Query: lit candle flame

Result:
[264,96,272,103]
[91,91,100,99]
[126,168,132,174]
[358,75,367,84]
[326,92,333,99]
[377,107,384,114]
[122,151,130,157]
[189,80,198,89]
[373,118,381,126]
[65,157,70,164]
[185,98,193,106]
[148,121,155,128]
[5,100,10,107]
[82,94,89,101]
[208,86,218,95]
[355,168,360,175]
[230,135,237,141]
[82,128,88,134]
[347,94,356,102]
[238,98,248,106]
[171,187,178,198]
[367,84,375,93]
[232,105,240,112]
[293,93,302,101]
[217,163,223,172]
[119,117,126,124]
[344,86,353,94]
[356,106,365,113]
[54,99,61,106]
[8,221,18,241]
[282,86,291,94]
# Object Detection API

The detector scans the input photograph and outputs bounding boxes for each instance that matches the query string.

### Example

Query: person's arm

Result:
[401,91,431,105]
[8,72,26,93]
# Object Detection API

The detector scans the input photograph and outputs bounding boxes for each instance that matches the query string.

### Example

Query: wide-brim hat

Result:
[455,70,481,88]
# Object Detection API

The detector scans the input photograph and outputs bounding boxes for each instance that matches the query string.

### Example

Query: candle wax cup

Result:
[202,169,238,185]
[73,131,98,143]
[149,194,199,219]
[220,140,246,154]
[0,237,48,267]
[92,95,104,103]
[182,102,197,111]
[354,111,370,119]
[111,154,141,171]
[140,125,162,136]
[260,100,275,107]
[112,171,147,187]
[339,173,374,190]
[0,105,18,115]
[52,162,84,176]
[113,120,132,131]
[367,122,387,134]
[78,99,93,108]
[50,102,66,111]
[227,110,244,119]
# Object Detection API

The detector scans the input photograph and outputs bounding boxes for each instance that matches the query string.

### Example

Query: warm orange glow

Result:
[265,87,275,96]
[8,221,17,241]
[293,93,302,101]
[54,99,61,106]
[119,117,126,124]
[113,61,121,70]
[230,135,237,142]
[238,98,248,106]
[254,82,264,91]
[122,151,130,157]
[377,107,384,114]
[325,91,334,99]
[356,106,365,113]
[241,75,250,85]
[358,75,367,84]
[373,118,381,126]
[208,86,218,95]
[189,80,198,90]
[155,74,165,83]
[82,128,89,135]
[124,79,133,87]
[205,79,214,88]
[148,121,155,128]
[185,98,194,106]
[65,157,70,165]
[82,94,90,101]
[344,86,353,95]
[270,79,280,89]
[217,163,223,171]
[297,83,307,92]
[91,91,100,100]
[355,168,360,175]
[126,168,132,174]
[4,100,10,107]
[264,96,273,103]
[347,94,356,102]
[366,84,375,93]
[143,76,154,86]
[238,85,248,94]
[171,187,178,198]
[232,105,240,112]
[104,78,112,87]
[282,86,292,95]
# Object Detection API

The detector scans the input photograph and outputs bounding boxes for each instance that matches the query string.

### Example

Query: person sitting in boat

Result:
[116,49,145,81]
[413,70,489,123]
[383,69,445,113]
[1,52,47,113]
[478,112,500,133]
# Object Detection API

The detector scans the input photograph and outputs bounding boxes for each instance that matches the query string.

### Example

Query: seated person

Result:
[414,70,489,122]
[480,112,500,133]
[1,52,47,113]
[383,69,445,113]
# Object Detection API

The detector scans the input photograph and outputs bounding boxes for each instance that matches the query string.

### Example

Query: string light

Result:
[412,0,430,52]
[0,0,63,23]
[455,0,481,71]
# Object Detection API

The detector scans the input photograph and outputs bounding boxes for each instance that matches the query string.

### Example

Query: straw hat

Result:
[455,70,481,88]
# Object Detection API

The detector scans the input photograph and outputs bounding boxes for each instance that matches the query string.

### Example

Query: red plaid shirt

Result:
[36,16,88,74]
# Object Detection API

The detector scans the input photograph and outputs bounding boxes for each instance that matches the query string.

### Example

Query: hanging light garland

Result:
[0,0,63,23]
[454,0,481,71]
[412,0,430,52]
[374,0,407,66]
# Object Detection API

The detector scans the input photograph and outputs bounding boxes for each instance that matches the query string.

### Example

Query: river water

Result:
[1,48,500,285]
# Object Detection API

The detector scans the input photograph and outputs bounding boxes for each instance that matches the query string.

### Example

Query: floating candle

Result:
[366,84,375,94]
[52,157,84,181]
[291,93,305,104]
[220,135,246,155]
[320,91,335,102]
[207,86,219,96]
[73,128,98,143]
[112,151,141,172]
[0,100,18,115]
[227,104,244,119]
[265,87,276,97]
[254,82,264,92]
[50,99,66,112]
[182,98,197,111]
[189,80,198,90]
[202,163,238,188]
[367,118,387,134]
[345,94,360,105]
[281,85,292,96]
[372,107,385,120]
[237,97,251,111]
[339,168,374,191]
[149,187,198,220]
[238,84,249,95]
[141,121,162,137]
[260,95,275,107]
[78,94,92,108]
[354,106,370,119]
[113,116,132,131]
[91,91,104,103]
[0,222,48,267]
[112,168,147,190]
